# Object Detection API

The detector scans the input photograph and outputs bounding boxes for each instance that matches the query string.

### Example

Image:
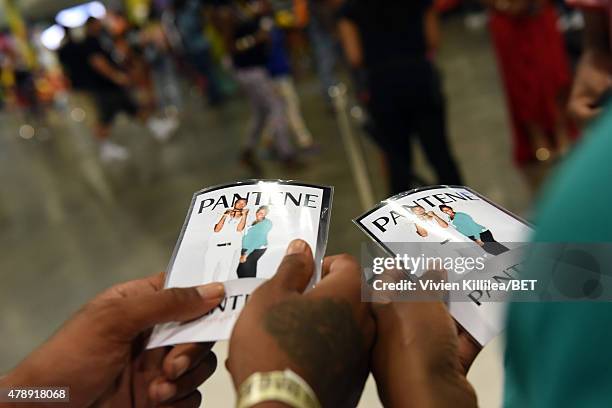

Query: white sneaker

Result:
[100,141,130,162]
[148,117,179,142]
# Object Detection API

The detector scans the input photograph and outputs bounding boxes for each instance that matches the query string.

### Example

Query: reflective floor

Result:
[1,18,529,407]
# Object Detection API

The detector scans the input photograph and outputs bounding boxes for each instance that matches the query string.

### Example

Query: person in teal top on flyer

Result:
[439,205,509,255]
[237,206,273,278]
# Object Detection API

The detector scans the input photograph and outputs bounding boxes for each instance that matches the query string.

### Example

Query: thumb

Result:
[117,282,225,335]
[267,239,314,293]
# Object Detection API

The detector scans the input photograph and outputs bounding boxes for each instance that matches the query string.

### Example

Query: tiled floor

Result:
[1,17,533,407]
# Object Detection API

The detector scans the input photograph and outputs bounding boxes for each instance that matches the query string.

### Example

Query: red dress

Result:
[489,3,576,165]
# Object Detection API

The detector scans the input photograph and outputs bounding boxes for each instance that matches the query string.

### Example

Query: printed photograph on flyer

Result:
[148,180,333,348]
[355,185,532,251]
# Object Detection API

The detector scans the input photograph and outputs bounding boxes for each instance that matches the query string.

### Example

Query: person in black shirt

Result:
[57,27,87,91]
[77,17,138,161]
[216,0,297,171]
[66,17,177,161]
[337,0,463,194]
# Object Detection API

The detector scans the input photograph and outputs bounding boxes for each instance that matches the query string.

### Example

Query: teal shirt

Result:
[242,218,272,256]
[450,212,486,240]
[504,103,612,407]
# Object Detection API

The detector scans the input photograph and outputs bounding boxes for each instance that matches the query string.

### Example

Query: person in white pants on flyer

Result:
[204,198,249,282]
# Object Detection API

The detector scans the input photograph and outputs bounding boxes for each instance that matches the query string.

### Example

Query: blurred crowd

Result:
[5,2,612,407]
[0,0,596,194]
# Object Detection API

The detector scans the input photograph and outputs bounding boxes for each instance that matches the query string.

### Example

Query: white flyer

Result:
[355,186,533,345]
[148,180,333,348]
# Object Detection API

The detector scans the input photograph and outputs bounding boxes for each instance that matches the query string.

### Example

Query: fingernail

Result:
[197,282,225,299]
[154,382,176,402]
[171,355,190,380]
[286,239,308,255]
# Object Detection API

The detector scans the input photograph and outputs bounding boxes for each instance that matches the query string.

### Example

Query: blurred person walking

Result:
[75,17,176,162]
[337,0,463,194]
[57,27,87,91]
[174,0,225,106]
[217,0,298,171]
[485,0,577,191]
[116,17,181,141]
[75,17,135,161]
[307,0,340,105]
[12,62,42,119]
[267,24,316,151]
[2,36,44,121]
[140,13,183,116]
[114,27,157,120]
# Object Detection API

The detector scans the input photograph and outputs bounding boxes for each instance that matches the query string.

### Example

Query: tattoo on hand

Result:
[264,298,365,396]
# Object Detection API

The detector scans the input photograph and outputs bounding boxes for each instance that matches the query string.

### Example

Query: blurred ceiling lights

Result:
[40,24,65,50]
[55,1,106,28]
[40,1,106,50]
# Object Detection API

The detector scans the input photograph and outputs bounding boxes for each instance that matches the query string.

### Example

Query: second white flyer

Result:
[355,185,533,346]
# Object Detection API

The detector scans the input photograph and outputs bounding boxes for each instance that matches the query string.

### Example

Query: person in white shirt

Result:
[409,205,449,238]
[203,197,249,282]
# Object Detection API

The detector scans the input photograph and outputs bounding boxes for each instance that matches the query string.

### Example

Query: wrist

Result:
[385,343,476,407]
[235,370,321,408]
[376,316,476,406]
[399,374,476,408]
[380,359,475,407]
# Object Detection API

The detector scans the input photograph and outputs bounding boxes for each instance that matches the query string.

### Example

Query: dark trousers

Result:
[470,230,509,255]
[237,248,267,278]
[91,89,138,126]
[368,61,463,194]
